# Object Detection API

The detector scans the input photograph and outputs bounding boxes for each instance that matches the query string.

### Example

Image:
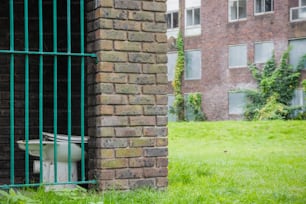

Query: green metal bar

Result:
[67,0,72,182]
[80,0,86,181]
[9,0,15,185]
[24,0,30,185]
[0,50,96,57]
[53,0,58,183]
[0,180,97,189]
[38,0,44,183]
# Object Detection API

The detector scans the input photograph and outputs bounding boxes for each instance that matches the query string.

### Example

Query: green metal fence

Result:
[0,0,96,189]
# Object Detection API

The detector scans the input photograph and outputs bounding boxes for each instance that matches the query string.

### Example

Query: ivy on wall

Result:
[244,49,306,120]
[171,31,185,121]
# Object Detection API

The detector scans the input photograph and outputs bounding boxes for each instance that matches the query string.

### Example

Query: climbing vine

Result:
[244,49,305,120]
[171,31,185,121]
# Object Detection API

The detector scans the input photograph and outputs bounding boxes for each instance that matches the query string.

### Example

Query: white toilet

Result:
[17,132,88,190]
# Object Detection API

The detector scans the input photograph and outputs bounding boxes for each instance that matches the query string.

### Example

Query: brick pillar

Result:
[87,0,168,190]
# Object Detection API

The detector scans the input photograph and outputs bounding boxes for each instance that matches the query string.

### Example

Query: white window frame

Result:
[228,44,248,68]
[184,49,202,80]
[228,91,247,115]
[228,0,247,22]
[185,7,201,27]
[254,41,274,64]
[167,11,179,30]
[167,52,178,81]
[254,0,274,15]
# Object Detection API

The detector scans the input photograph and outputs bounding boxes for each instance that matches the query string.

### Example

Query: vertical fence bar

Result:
[67,0,72,182]
[53,0,58,183]
[9,0,15,185]
[80,0,85,181]
[24,0,30,185]
[38,0,44,183]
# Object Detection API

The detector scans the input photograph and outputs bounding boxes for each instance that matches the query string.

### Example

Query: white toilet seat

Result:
[42,132,89,143]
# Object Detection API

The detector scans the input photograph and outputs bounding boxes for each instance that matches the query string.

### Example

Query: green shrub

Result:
[244,49,305,120]
[185,93,206,121]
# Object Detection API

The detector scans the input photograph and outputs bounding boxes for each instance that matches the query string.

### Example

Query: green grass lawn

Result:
[2,121,306,203]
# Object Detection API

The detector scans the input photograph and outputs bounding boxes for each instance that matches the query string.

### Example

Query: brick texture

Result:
[87,0,168,191]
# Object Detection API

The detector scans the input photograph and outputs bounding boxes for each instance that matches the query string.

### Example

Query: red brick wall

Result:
[169,0,306,120]
[87,0,168,190]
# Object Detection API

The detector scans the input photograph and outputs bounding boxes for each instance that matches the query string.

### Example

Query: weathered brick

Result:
[144,105,168,115]
[143,85,168,94]
[115,105,143,115]
[129,95,155,105]
[155,13,166,23]
[156,74,168,84]
[97,149,115,159]
[128,32,154,42]
[156,177,168,188]
[94,18,113,29]
[116,168,143,179]
[100,180,129,190]
[115,84,141,94]
[129,74,155,84]
[130,116,156,126]
[128,11,154,21]
[96,116,129,126]
[143,64,167,73]
[96,62,114,72]
[95,40,113,51]
[101,159,128,169]
[144,148,168,157]
[144,167,168,178]
[156,54,168,63]
[156,157,168,168]
[115,127,143,137]
[98,51,127,62]
[129,179,155,189]
[129,53,155,63]
[142,2,166,12]
[100,170,115,180]
[114,20,141,31]
[143,43,167,53]
[89,83,114,94]
[97,94,128,105]
[99,0,113,8]
[129,158,155,168]
[99,8,127,19]
[144,127,167,137]
[98,138,129,148]
[157,116,168,126]
[96,73,128,83]
[115,63,142,73]
[88,127,115,137]
[130,138,155,147]
[114,41,141,51]
[96,30,127,40]
[142,22,167,33]
[156,95,168,105]
[114,0,141,10]
[155,33,168,43]
[95,105,114,115]
[116,148,142,158]
[156,138,168,147]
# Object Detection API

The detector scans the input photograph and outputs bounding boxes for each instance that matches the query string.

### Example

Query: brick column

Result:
[87,0,168,190]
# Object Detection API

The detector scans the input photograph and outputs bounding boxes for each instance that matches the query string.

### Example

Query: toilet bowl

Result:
[16,132,88,189]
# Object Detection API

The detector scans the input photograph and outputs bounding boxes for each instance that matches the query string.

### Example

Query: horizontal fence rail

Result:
[0,0,96,189]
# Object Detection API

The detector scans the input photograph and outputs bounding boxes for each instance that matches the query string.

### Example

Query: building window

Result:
[254,41,274,63]
[229,44,247,68]
[168,95,177,121]
[167,11,179,30]
[229,92,246,115]
[301,0,306,6]
[289,38,306,69]
[186,8,201,26]
[291,89,306,116]
[185,50,201,80]
[229,0,247,21]
[167,52,178,81]
[255,0,273,14]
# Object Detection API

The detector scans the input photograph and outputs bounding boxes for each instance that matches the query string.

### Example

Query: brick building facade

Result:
[167,0,306,120]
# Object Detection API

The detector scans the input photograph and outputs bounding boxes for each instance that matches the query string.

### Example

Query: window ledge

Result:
[228,18,247,23]
[254,11,274,16]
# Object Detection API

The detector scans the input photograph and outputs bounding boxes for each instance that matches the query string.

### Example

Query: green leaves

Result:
[245,48,303,120]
